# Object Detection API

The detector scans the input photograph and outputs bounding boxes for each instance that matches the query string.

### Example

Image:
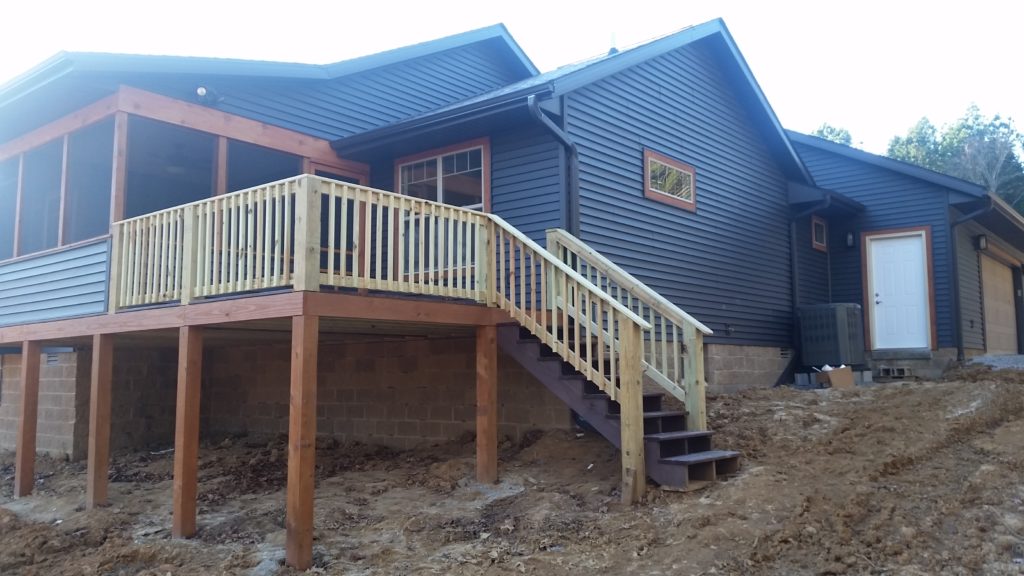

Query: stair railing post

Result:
[485,219,497,307]
[618,314,646,505]
[108,225,123,313]
[683,323,708,431]
[293,176,322,292]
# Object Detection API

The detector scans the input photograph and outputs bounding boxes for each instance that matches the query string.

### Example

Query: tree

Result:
[888,105,1024,212]
[812,123,852,146]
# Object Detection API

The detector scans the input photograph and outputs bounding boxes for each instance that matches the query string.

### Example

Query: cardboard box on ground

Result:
[816,366,855,389]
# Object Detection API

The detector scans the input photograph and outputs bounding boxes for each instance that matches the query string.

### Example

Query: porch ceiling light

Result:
[975,234,988,251]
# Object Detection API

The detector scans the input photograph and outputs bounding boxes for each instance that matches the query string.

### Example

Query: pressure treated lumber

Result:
[286,315,319,569]
[172,326,203,537]
[86,334,114,508]
[476,325,498,484]
[14,341,41,498]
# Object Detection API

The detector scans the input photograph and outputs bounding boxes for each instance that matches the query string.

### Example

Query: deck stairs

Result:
[500,325,739,491]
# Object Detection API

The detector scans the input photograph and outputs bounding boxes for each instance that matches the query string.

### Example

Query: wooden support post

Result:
[86,334,114,508]
[172,326,203,538]
[14,341,41,498]
[618,319,646,505]
[475,325,498,484]
[683,324,708,432]
[292,176,322,292]
[286,315,319,570]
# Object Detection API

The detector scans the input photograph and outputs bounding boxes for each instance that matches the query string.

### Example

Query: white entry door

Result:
[867,232,931,349]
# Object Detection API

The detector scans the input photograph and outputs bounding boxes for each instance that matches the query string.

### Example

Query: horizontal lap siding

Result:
[135,42,524,140]
[566,40,793,346]
[0,240,109,326]
[795,143,955,348]
[490,128,562,245]
[956,219,1024,351]
[796,215,829,306]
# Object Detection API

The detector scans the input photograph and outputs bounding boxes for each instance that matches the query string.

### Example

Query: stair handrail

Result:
[546,228,711,431]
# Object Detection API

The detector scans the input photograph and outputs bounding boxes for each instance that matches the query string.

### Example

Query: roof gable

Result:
[0,24,537,143]
[332,19,814,183]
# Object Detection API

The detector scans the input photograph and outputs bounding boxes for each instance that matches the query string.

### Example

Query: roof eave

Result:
[788,131,987,197]
[331,85,553,156]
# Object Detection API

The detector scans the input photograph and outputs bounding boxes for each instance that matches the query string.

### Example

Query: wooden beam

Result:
[172,326,203,537]
[0,93,120,162]
[115,86,369,178]
[215,136,228,196]
[11,155,23,257]
[0,291,508,347]
[286,315,319,570]
[618,319,646,505]
[304,292,508,327]
[57,135,69,246]
[475,325,498,484]
[109,111,128,223]
[14,341,41,498]
[86,333,114,508]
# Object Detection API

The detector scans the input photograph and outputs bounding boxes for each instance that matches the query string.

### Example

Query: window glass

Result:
[0,158,17,260]
[125,116,216,218]
[18,140,63,254]
[398,146,483,209]
[64,118,114,243]
[648,157,693,202]
[227,140,302,192]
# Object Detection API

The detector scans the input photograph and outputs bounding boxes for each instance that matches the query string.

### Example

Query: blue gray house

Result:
[0,18,1021,569]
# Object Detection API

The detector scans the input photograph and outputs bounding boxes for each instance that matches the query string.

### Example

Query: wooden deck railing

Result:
[546,229,714,431]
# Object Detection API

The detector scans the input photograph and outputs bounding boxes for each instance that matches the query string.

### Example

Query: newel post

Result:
[618,316,646,505]
[683,323,708,431]
[180,205,197,305]
[293,176,322,292]
[108,225,122,314]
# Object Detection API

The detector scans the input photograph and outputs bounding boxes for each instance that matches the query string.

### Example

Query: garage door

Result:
[981,254,1019,354]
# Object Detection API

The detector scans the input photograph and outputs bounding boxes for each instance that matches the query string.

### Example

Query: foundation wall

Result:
[203,337,571,449]
[0,352,84,457]
[705,343,793,394]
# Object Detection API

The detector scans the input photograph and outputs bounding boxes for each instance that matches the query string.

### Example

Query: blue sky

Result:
[3,0,1019,153]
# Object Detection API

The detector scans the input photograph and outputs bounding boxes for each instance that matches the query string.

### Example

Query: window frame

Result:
[811,215,828,252]
[643,148,697,213]
[393,137,491,212]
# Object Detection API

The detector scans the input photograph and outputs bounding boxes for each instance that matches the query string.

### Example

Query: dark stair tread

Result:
[583,392,663,401]
[606,410,685,420]
[644,430,713,441]
[659,450,740,465]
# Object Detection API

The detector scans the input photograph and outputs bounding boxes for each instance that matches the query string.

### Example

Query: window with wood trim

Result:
[396,139,488,211]
[644,149,696,212]
[812,215,828,252]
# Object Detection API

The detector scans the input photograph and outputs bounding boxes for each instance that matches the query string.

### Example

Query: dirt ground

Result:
[3,368,1024,575]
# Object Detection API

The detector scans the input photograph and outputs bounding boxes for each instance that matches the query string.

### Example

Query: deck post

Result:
[14,341,41,498]
[475,324,498,484]
[293,176,322,293]
[683,324,707,431]
[86,334,114,508]
[286,314,319,570]
[172,326,203,538]
[618,318,646,504]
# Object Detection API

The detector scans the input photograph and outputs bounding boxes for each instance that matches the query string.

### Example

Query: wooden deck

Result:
[1,175,713,570]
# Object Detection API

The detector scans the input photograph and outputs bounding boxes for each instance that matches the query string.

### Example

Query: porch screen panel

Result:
[0,158,16,260]
[18,140,63,255]
[125,116,215,218]
[227,140,302,192]
[64,118,114,244]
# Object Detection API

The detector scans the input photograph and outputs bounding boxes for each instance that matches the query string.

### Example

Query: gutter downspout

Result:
[528,94,580,235]
[777,195,832,387]
[949,195,995,362]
